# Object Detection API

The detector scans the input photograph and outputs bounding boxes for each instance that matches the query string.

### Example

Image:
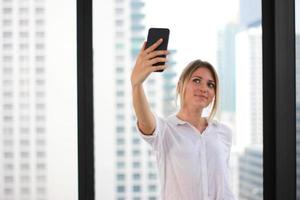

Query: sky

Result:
[144,0,239,73]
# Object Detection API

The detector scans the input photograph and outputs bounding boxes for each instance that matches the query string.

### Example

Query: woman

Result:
[131,38,236,200]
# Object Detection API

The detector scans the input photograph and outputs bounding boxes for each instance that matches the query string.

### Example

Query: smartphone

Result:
[145,28,170,72]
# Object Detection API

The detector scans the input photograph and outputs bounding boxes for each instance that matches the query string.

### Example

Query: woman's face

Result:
[183,67,216,109]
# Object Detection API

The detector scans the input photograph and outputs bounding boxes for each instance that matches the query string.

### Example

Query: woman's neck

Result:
[176,107,207,128]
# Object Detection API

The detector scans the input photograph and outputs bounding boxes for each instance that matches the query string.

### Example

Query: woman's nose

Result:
[198,82,208,92]
[199,87,208,94]
[195,86,208,95]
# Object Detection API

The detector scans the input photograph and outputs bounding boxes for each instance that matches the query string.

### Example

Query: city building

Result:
[113,1,178,199]
[0,1,47,199]
[238,145,263,200]
[217,22,239,197]
[235,26,262,147]
[235,26,263,200]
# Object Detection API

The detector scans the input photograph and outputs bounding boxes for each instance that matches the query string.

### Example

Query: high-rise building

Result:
[161,50,177,118]
[113,1,177,199]
[237,2,263,199]
[216,23,239,197]
[236,26,263,200]
[0,1,47,199]
[114,1,150,199]
[238,145,263,200]
[217,23,238,114]
[235,26,262,147]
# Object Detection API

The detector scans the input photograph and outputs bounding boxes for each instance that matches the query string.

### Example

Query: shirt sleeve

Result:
[135,113,166,151]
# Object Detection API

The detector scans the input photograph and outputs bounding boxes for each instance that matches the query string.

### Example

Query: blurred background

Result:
[94,0,263,199]
[0,0,299,199]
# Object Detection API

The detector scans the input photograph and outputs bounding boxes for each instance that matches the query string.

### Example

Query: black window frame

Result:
[77,0,94,199]
[262,0,296,199]
[77,0,296,199]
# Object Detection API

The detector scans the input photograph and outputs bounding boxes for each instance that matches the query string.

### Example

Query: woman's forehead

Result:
[191,67,215,81]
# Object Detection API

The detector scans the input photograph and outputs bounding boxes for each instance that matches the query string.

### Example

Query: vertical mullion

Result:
[275,0,296,199]
[263,0,296,199]
[77,0,94,199]
[262,0,276,198]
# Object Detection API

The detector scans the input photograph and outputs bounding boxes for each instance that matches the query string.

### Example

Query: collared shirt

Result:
[136,114,236,200]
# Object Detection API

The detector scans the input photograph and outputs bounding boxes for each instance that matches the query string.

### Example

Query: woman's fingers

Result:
[145,50,169,60]
[148,57,168,66]
[150,65,168,72]
[139,40,169,67]
[131,40,169,86]
[144,38,163,54]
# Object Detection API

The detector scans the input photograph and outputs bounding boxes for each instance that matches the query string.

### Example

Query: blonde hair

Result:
[176,59,220,122]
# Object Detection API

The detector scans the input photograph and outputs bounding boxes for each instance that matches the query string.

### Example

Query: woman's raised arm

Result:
[131,39,169,135]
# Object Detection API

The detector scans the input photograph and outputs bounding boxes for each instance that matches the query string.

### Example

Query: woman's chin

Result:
[192,102,207,109]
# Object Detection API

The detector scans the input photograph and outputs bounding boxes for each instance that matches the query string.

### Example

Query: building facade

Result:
[0,0,47,199]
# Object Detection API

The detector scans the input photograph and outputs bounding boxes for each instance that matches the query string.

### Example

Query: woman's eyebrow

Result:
[192,76,215,83]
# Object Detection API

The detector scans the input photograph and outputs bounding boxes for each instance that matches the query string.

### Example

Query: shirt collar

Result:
[170,114,187,125]
[169,114,216,127]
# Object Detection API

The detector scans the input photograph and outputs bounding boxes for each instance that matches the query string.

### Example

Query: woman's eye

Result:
[193,79,200,84]
[208,83,215,88]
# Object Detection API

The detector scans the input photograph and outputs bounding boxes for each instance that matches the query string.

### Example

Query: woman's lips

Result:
[194,94,207,100]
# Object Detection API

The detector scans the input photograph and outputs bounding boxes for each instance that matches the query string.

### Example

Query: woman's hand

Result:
[131,38,169,87]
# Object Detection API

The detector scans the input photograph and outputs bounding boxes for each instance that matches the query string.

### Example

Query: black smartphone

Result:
[145,28,170,72]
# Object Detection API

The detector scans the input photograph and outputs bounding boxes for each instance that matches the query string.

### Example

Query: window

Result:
[117,162,125,168]
[0,0,77,200]
[117,174,125,181]
[19,7,29,14]
[132,150,140,156]
[116,150,125,157]
[148,184,156,192]
[5,176,14,183]
[148,173,156,180]
[132,185,141,192]
[61,0,298,200]
[3,7,12,14]
[35,7,44,14]
[132,161,140,168]
[3,19,12,26]
[117,185,125,193]
[95,0,263,199]
[133,173,141,180]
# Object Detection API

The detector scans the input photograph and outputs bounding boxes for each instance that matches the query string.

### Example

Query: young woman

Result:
[131,39,236,200]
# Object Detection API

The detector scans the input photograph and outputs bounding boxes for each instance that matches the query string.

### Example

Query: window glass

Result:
[0,0,77,199]
[94,0,262,199]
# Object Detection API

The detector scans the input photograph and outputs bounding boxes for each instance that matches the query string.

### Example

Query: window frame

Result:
[262,0,296,199]
[76,0,297,199]
[77,0,94,199]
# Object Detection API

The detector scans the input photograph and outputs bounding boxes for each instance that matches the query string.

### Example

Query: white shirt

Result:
[137,114,236,200]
